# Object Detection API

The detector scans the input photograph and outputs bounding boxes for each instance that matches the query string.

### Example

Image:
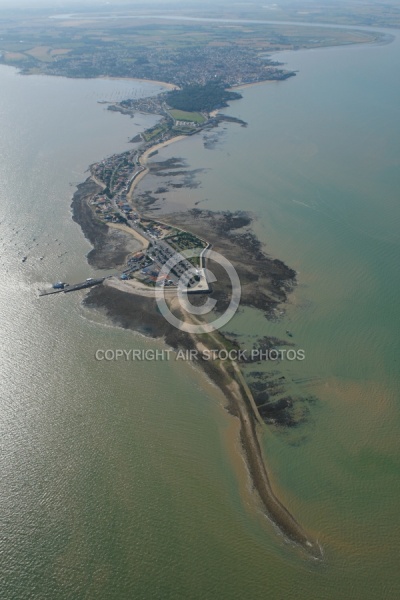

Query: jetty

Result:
[39,278,104,297]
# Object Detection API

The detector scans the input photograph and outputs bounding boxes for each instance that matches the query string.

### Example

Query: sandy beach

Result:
[127,135,187,204]
[101,76,179,91]
[140,135,187,165]
[107,222,149,249]
[106,276,177,298]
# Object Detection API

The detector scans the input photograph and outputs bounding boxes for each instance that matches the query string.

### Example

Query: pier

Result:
[39,278,105,297]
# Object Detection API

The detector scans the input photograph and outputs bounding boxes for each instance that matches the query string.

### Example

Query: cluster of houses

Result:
[137,220,170,240]
[91,150,139,196]
[115,197,136,220]
[89,194,126,223]
[89,191,139,224]
[139,264,175,287]
[88,139,205,292]
[124,251,150,274]
[173,119,197,128]
[122,252,173,287]
[89,151,144,224]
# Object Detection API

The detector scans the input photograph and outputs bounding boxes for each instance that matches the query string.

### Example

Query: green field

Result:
[168,109,206,124]
[142,122,169,142]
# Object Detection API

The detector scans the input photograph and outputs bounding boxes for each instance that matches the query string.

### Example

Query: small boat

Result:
[22,256,28,263]
[286,330,293,338]
[52,281,66,290]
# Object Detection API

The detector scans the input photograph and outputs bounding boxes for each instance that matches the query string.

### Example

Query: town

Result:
[0,24,297,85]
[85,81,253,293]
[88,127,210,292]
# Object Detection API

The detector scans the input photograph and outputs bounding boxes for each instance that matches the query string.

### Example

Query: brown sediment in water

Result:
[82,282,320,557]
[182,310,320,555]
[222,362,320,554]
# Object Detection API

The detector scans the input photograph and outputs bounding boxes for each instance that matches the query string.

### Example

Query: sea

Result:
[0,25,399,600]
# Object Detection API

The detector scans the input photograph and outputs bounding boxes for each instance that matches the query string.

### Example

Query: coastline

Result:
[100,76,179,91]
[140,135,187,164]
[70,80,321,557]
[230,79,280,91]
[127,135,187,204]
[108,222,149,249]
[72,159,320,555]
[82,279,320,557]
[184,311,321,554]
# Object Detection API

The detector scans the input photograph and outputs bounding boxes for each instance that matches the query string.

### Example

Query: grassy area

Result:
[4,45,71,65]
[169,109,206,124]
[142,123,169,142]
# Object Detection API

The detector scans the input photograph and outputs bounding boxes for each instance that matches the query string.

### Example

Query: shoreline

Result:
[126,135,187,204]
[81,280,320,557]
[71,79,320,557]
[230,79,281,91]
[72,167,319,555]
[99,76,179,90]
[140,135,187,165]
[184,310,321,555]
[107,222,149,250]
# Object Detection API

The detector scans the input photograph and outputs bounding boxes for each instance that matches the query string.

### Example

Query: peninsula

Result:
[5,3,381,557]
[71,77,322,557]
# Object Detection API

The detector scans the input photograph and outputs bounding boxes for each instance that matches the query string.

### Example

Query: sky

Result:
[1,0,399,11]
[0,0,201,6]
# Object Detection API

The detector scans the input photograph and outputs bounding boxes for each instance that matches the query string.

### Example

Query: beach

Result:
[126,135,187,205]
[108,222,149,249]
[102,76,179,90]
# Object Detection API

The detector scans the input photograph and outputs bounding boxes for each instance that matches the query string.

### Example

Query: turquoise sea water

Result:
[0,26,399,600]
